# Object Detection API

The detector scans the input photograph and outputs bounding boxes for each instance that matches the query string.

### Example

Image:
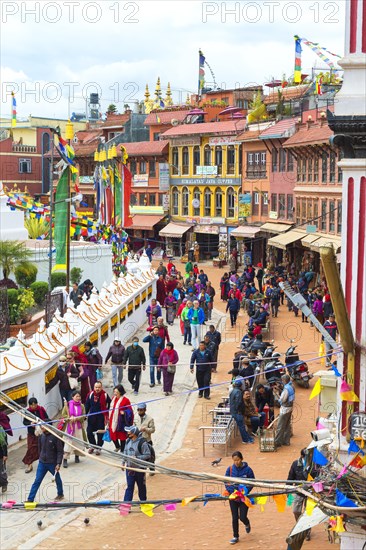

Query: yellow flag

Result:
[335,515,345,533]
[181,495,198,506]
[319,341,325,366]
[305,498,317,516]
[255,496,268,512]
[340,391,359,402]
[309,379,321,400]
[273,494,287,512]
[307,473,314,482]
[140,503,155,517]
[24,502,37,510]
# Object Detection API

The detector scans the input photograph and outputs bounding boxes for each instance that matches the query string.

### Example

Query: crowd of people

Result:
[0,252,337,545]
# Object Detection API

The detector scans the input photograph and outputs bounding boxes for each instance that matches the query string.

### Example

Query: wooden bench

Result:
[199,415,235,457]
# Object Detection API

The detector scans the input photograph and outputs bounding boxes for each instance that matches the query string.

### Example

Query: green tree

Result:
[0,241,32,287]
[107,104,117,115]
[14,261,38,288]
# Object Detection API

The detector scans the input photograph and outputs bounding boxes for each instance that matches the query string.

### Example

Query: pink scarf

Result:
[67,400,83,435]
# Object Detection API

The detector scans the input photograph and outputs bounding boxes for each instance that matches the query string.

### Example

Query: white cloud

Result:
[0,0,345,118]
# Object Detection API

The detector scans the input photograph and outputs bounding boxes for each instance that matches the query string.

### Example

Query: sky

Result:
[0,0,346,120]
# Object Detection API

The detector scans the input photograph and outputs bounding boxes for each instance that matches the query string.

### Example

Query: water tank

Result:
[90,93,99,105]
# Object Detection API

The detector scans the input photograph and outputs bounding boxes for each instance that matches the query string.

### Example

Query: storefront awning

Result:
[268,229,306,250]
[260,222,293,234]
[130,214,165,230]
[231,226,262,238]
[301,233,322,246]
[159,222,193,238]
[308,235,342,252]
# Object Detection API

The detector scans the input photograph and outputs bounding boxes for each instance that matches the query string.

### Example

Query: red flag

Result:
[122,164,132,228]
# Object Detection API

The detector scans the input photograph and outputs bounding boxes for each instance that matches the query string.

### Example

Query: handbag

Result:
[69,377,79,390]
[167,364,176,374]
[56,418,65,431]
[102,428,111,442]
[96,368,103,381]
[184,319,191,329]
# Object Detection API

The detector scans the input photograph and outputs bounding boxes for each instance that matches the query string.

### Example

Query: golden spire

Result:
[185,93,191,105]
[165,82,173,107]
[144,84,154,114]
[153,77,163,109]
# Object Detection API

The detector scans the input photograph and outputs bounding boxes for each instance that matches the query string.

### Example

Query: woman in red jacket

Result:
[108,385,133,452]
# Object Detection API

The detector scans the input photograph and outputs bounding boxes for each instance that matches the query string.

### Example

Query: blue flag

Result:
[313,447,329,466]
[336,489,357,507]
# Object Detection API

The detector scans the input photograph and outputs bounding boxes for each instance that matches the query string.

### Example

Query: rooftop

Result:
[160,120,246,138]
[259,118,297,140]
[264,84,311,105]
[144,110,191,126]
[283,123,333,147]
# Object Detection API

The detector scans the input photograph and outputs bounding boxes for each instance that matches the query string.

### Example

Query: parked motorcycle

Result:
[285,343,313,388]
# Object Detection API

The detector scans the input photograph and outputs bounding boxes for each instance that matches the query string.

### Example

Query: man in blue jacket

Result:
[190,341,213,399]
[143,327,163,388]
[188,300,205,350]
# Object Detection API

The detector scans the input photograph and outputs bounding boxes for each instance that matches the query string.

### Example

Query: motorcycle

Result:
[285,343,313,388]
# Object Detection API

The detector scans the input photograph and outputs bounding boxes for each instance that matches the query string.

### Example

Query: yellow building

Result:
[160,119,246,259]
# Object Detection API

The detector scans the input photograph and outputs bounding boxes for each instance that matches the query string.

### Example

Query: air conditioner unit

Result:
[171,119,179,126]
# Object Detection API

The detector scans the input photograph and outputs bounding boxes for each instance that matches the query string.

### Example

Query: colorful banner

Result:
[294,35,302,83]
[11,92,16,127]
[198,49,205,93]
[53,168,69,271]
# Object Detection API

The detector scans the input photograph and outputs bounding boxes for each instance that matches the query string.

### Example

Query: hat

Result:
[257,263,263,268]
[114,337,121,342]
[59,355,67,362]
[125,426,139,435]
[137,403,147,409]
[233,378,244,386]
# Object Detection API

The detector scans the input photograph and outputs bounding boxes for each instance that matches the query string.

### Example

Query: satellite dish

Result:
[192,198,200,208]
[171,119,179,126]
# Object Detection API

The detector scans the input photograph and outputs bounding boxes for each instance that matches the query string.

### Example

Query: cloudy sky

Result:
[1,0,345,120]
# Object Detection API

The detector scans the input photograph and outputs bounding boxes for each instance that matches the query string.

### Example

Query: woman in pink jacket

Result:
[157,342,179,396]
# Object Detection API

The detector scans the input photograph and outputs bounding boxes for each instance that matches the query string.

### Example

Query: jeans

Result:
[229,310,238,327]
[87,426,104,447]
[232,413,251,442]
[111,364,123,387]
[275,409,293,446]
[196,369,211,398]
[230,500,249,537]
[124,471,147,502]
[249,413,266,433]
[128,369,141,392]
[191,324,201,349]
[28,462,63,502]
[59,388,73,405]
[271,301,279,317]
[183,325,192,344]
[149,357,160,385]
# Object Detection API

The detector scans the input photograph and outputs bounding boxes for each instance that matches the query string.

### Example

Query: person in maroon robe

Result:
[156,274,167,305]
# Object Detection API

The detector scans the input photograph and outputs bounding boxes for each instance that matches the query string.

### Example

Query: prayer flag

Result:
[313,448,328,466]
[140,503,155,517]
[53,168,69,271]
[348,440,361,455]
[312,482,323,493]
[305,498,317,516]
[315,76,323,95]
[336,465,347,479]
[335,490,357,508]
[273,494,287,512]
[340,390,359,402]
[335,515,345,533]
[182,495,198,506]
[11,92,16,127]
[294,36,302,83]
[286,494,294,506]
[198,49,205,92]
[309,379,321,400]
[349,454,366,469]
[255,496,267,511]
[119,503,131,516]
[164,503,176,511]
[330,364,342,377]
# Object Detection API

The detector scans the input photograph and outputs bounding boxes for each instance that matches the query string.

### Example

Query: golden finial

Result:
[144,84,150,101]
[165,82,173,107]
[144,84,154,114]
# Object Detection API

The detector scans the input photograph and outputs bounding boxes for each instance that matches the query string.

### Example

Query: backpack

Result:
[271,288,280,302]
[137,438,155,464]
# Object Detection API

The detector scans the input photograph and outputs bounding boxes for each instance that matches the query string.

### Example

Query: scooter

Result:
[285,343,313,388]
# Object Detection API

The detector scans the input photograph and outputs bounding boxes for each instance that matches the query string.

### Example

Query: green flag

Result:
[114,163,122,226]
[53,168,69,271]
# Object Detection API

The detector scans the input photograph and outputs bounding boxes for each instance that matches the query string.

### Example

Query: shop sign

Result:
[173,177,240,186]
[187,216,224,225]
[243,251,252,265]
[306,225,317,233]
[269,211,278,220]
[162,194,170,211]
[194,225,219,234]
[196,166,218,176]
[133,175,149,187]
[79,176,94,184]
[238,193,252,218]
[171,137,201,146]
[159,163,170,191]
[209,137,236,146]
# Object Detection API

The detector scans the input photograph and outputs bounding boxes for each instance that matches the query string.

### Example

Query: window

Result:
[182,186,189,216]
[172,186,179,216]
[215,146,222,175]
[182,147,189,175]
[338,150,343,183]
[329,152,336,183]
[139,193,147,206]
[19,158,32,173]
[153,132,160,141]
[130,193,137,206]
[313,201,319,229]
[321,199,327,231]
[193,146,200,174]
[148,193,156,206]
[171,147,179,175]
[149,159,156,177]
[301,199,307,225]
[227,187,235,218]
[158,193,164,206]
[236,99,248,109]
[322,153,328,183]
[227,145,235,174]
[139,160,147,174]
[253,192,259,215]
[271,193,278,213]
[246,151,266,178]
[313,156,319,183]
[279,148,286,172]
[262,192,268,215]
[307,199,313,225]
[308,158,313,182]
[287,194,294,221]
[221,97,229,105]
[296,199,301,225]
[204,187,211,216]
[130,160,137,176]
[254,192,260,204]
[193,187,201,216]
[297,159,302,182]
[302,158,307,182]
[204,144,211,166]
[215,187,223,216]
[329,200,335,231]
[272,148,278,172]
[337,201,342,234]
[287,151,294,172]
[279,194,286,219]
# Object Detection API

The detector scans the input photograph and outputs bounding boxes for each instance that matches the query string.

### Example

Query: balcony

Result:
[12,144,37,153]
